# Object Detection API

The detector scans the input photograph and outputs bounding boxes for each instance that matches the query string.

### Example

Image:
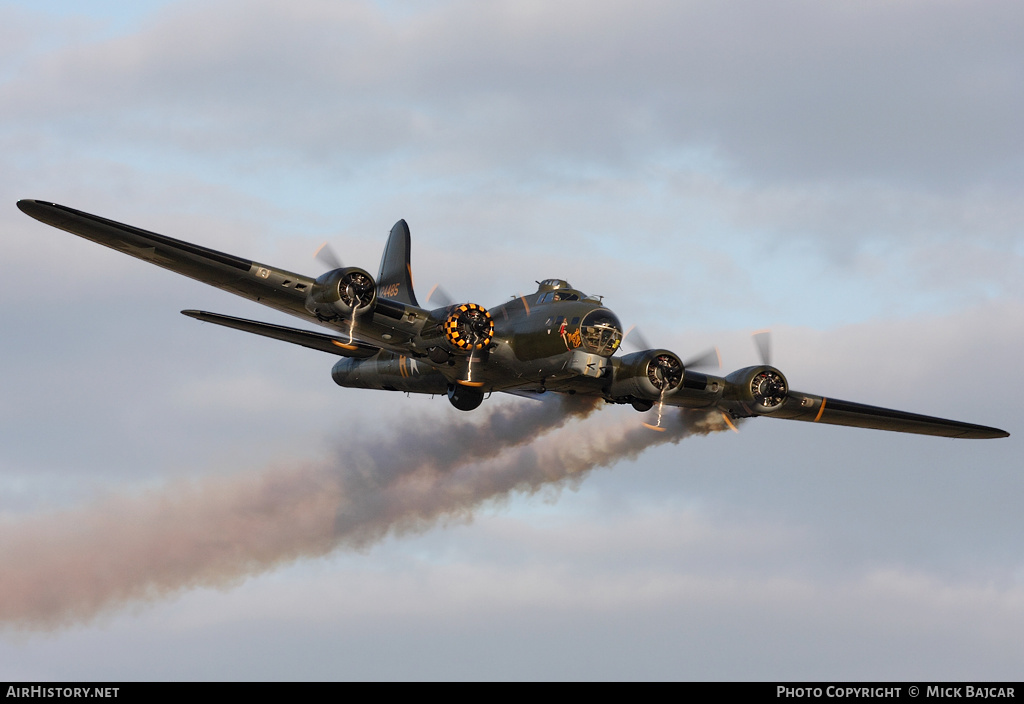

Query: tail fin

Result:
[377,219,419,306]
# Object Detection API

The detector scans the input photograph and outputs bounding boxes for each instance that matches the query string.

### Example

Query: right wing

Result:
[18,200,432,354]
[18,200,317,323]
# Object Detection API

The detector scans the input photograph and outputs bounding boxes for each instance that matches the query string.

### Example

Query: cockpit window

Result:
[538,291,581,303]
[580,309,623,356]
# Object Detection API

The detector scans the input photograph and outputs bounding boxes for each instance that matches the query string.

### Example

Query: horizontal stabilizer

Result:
[181,310,379,358]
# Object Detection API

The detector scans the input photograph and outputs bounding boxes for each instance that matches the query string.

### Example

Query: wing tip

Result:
[17,199,72,225]
[950,424,1009,439]
[17,199,46,217]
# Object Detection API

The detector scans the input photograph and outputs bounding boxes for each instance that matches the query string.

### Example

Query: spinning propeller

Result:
[426,284,455,308]
[314,241,344,271]
[624,325,721,372]
[752,329,772,366]
[312,241,373,341]
[716,329,786,432]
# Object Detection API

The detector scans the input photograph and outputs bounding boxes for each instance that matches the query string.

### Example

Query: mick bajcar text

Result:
[778,687,1015,699]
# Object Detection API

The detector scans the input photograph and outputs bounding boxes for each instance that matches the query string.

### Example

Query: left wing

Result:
[680,365,1008,439]
[766,390,1009,439]
[604,352,1008,439]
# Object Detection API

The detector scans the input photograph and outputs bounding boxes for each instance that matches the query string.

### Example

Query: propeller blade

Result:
[720,412,741,433]
[752,330,772,366]
[426,284,455,308]
[516,293,531,316]
[622,325,652,351]
[683,346,721,370]
[314,242,344,271]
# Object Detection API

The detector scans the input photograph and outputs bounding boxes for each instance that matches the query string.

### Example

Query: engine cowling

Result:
[444,303,494,351]
[305,267,376,320]
[607,349,685,400]
[420,303,494,358]
[723,365,789,414]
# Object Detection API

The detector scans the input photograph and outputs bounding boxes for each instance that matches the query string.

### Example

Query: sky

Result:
[0,0,1022,681]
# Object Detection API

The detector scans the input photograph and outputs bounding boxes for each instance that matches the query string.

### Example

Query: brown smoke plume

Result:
[0,397,733,630]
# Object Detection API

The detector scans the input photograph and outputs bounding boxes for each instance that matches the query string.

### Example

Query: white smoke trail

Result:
[0,398,734,630]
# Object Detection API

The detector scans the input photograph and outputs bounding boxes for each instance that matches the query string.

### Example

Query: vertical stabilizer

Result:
[377,219,419,306]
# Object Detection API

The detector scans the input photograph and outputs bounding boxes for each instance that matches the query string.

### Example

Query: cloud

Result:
[3,0,1022,187]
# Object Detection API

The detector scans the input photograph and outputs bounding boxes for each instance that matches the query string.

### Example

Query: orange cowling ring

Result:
[444,303,494,351]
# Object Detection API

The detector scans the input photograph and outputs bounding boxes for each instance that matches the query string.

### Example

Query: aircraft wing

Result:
[647,363,1008,439]
[766,391,1009,439]
[17,199,316,323]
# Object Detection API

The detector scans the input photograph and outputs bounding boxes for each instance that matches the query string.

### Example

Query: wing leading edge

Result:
[17,199,316,323]
[651,366,1008,439]
[771,391,1009,439]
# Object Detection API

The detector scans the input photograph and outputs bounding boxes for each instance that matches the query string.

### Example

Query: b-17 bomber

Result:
[17,200,1009,440]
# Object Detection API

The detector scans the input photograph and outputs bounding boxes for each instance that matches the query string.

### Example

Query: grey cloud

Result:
[3,513,1024,679]
[3,0,1022,187]
[4,0,1022,299]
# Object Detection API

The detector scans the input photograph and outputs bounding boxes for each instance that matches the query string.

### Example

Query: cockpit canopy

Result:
[536,289,580,303]
[535,279,602,304]
[537,278,572,291]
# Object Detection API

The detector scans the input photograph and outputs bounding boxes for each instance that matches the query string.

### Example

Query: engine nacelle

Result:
[304,267,377,320]
[607,349,685,401]
[722,365,789,415]
[421,303,494,357]
[444,303,494,351]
